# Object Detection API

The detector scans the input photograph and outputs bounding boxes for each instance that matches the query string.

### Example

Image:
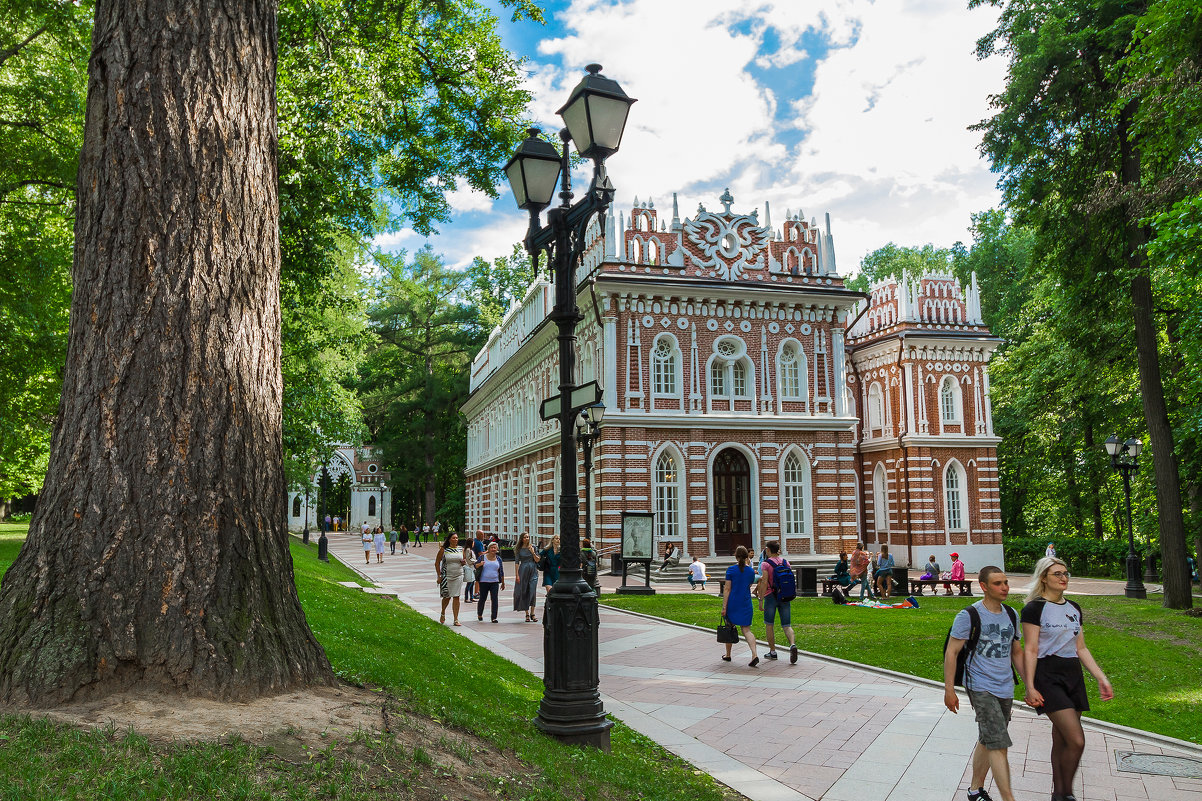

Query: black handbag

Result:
[716,615,738,644]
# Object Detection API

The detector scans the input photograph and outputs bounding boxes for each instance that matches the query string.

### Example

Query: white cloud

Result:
[419,0,1007,275]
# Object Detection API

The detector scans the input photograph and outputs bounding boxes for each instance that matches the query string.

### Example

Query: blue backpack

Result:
[769,557,796,602]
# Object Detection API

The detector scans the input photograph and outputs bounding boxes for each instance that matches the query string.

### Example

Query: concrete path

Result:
[325,536,1202,801]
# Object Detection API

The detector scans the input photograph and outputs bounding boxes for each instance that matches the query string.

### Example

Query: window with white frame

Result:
[873,463,888,533]
[940,376,961,423]
[510,472,519,533]
[782,452,808,536]
[944,461,967,531]
[653,451,680,541]
[710,361,726,396]
[779,342,803,398]
[867,383,884,432]
[552,456,561,536]
[652,336,678,395]
[710,337,752,400]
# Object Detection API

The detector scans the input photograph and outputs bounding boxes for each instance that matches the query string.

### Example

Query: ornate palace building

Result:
[461,191,1003,568]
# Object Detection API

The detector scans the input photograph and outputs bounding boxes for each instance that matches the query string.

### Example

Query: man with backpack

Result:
[943,565,1027,801]
[756,540,798,664]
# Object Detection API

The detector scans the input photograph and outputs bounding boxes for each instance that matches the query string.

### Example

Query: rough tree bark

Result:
[1119,104,1192,610]
[0,0,334,704]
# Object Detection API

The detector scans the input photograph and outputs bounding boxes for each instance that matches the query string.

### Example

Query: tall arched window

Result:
[648,239,659,265]
[710,361,726,396]
[779,342,804,399]
[782,452,809,536]
[652,336,678,395]
[944,461,967,532]
[510,472,519,534]
[632,238,642,263]
[873,463,888,534]
[368,496,377,517]
[867,383,884,432]
[552,456,562,537]
[292,495,302,517]
[732,360,747,397]
[941,376,962,423]
[653,451,681,542]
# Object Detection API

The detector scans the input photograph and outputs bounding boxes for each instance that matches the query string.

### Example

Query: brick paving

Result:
[323,534,1202,801]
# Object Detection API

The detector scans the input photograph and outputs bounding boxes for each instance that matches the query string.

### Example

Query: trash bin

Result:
[797,566,818,597]
[891,567,909,597]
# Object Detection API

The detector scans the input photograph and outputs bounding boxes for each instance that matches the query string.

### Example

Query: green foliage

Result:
[360,247,485,529]
[466,243,538,331]
[846,243,955,293]
[0,0,89,502]
[0,0,540,497]
[1003,536,1132,578]
[602,592,1202,744]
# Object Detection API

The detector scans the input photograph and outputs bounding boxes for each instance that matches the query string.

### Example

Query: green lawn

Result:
[599,591,1202,745]
[0,526,738,800]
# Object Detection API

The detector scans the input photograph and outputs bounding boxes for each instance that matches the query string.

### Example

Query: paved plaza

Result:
[324,535,1202,801]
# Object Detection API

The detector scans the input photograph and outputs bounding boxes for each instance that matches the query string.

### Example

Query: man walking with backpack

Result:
[943,565,1027,801]
[756,540,798,664]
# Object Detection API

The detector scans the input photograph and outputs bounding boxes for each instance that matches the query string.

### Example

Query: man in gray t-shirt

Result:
[943,566,1027,801]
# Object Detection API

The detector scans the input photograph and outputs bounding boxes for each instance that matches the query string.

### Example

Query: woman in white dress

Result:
[434,532,466,626]
[372,525,386,564]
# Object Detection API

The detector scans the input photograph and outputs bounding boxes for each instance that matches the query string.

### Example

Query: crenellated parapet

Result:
[847,270,985,342]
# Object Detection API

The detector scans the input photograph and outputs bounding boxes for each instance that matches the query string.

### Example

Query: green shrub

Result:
[1004,536,1134,578]
[6,513,31,523]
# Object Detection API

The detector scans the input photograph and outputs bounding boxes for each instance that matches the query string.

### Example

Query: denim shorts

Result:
[967,690,1013,750]
[763,593,792,625]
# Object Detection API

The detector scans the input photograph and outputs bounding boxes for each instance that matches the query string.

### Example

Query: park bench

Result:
[909,577,973,596]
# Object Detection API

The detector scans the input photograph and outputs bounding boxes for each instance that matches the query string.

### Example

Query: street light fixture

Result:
[505,64,634,751]
[1104,434,1146,599]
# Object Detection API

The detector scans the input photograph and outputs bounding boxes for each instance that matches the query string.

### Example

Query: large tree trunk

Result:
[0,0,333,705]
[1119,104,1192,610]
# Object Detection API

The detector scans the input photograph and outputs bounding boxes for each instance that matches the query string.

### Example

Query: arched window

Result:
[652,336,678,396]
[653,451,681,542]
[368,496,377,517]
[648,239,659,265]
[782,452,809,536]
[944,461,967,532]
[867,383,884,432]
[292,495,302,517]
[710,361,726,396]
[779,342,804,399]
[732,360,747,397]
[552,456,561,537]
[940,376,962,423]
[510,472,519,534]
[873,463,888,534]
[632,238,642,263]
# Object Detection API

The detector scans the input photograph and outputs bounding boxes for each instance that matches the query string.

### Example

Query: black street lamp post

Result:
[1104,434,1146,599]
[317,465,331,563]
[576,403,605,546]
[504,64,634,751]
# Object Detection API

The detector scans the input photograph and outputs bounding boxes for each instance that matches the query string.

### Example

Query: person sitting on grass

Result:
[688,556,707,590]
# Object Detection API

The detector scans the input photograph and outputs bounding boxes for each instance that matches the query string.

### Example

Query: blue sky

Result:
[376,0,1006,276]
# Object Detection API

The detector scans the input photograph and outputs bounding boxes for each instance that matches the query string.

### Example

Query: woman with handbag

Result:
[513,531,540,622]
[434,532,467,626]
[873,544,895,597]
[540,535,560,594]
[721,545,760,667]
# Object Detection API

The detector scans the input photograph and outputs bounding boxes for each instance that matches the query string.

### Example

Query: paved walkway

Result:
[325,536,1202,801]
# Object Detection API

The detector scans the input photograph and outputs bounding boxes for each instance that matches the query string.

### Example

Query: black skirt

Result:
[1033,654,1090,715]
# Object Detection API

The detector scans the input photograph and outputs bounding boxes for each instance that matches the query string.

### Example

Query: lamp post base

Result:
[1125,552,1147,599]
[536,578,613,752]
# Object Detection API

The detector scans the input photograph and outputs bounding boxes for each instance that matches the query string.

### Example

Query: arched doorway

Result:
[713,448,752,555]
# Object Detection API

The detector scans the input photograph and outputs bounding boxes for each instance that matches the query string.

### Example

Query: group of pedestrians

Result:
[943,557,1112,801]
[432,530,563,625]
[720,540,799,667]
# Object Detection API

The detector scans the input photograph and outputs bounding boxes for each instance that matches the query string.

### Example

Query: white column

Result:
[982,364,994,436]
[832,326,846,416]
[904,360,916,435]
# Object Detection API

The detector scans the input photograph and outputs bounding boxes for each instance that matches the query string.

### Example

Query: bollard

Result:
[317,531,329,562]
[302,526,310,545]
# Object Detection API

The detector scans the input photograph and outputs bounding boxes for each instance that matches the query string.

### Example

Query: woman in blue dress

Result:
[721,545,760,667]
